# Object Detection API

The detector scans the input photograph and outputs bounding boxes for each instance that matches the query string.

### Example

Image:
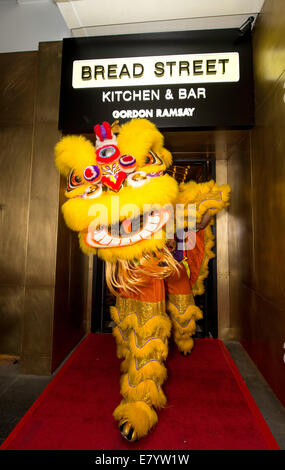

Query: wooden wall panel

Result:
[0,43,88,373]
[253,0,285,108]
[228,0,285,406]
[21,42,87,375]
[0,52,37,127]
[251,72,285,308]
[20,43,62,374]
[0,52,37,355]
[0,127,34,286]
[227,133,253,340]
[240,285,285,402]
[242,71,285,405]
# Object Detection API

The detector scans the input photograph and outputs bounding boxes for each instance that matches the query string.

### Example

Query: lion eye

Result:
[144,151,163,166]
[67,170,83,192]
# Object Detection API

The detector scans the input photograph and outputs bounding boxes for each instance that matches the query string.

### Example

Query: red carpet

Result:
[0,334,279,450]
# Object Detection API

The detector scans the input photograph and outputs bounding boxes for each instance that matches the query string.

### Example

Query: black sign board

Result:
[58,29,254,133]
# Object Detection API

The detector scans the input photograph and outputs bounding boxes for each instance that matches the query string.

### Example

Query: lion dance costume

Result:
[54,119,230,441]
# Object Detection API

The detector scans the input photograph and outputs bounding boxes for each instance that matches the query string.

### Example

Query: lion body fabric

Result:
[54,118,230,441]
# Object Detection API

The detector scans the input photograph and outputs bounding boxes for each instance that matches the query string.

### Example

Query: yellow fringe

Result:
[167,302,202,334]
[173,335,195,355]
[167,302,202,354]
[167,302,202,323]
[192,224,215,296]
[105,245,180,296]
[128,331,168,361]
[113,324,169,364]
[120,374,167,410]
[110,306,172,340]
[127,357,167,387]
[173,317,197,336]
[116,344,129,360]
[113,401,158,439]
[112,327,129,359]
[177,180,231,226]
[175,180,230,296]
[120,356,131,373]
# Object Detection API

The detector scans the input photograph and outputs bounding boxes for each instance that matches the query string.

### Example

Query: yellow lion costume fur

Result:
[54,119,230,441]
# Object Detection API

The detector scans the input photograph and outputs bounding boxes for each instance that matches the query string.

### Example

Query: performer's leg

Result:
[110,277,171,441]
[165,265,202,355]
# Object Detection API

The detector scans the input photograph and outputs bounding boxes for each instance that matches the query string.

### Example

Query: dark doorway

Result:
[91,157,217,338]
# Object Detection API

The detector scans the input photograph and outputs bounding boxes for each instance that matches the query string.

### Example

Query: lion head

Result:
[55,119,179,268]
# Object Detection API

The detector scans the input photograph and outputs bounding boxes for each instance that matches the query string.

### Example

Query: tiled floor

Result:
[0,357,52,446]
[0,340,284,449]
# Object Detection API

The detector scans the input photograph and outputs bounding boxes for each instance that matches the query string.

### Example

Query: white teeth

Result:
[91,231,106,241]
[138,229,152,239]
[143,222,158,232]
[129,233,142,243]
[85,231,100,247]
[148,215,160,224]
[100,234,113,245]
[120,237,131,245]
[108,238,121,246]
[85,208,170,248]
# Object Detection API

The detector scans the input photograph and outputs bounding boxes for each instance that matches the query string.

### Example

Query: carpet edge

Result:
[217,340,280,450]
[0,333,91,450]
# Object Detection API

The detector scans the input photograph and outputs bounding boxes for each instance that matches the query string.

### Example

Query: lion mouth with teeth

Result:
[85,208,171,249]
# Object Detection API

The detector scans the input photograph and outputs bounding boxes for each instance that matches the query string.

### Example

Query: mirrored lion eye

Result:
[102,147,115,157]
[144,151,163,166]
[67,170,83,192]
[96,144,120,164]
[127,171,150,188]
